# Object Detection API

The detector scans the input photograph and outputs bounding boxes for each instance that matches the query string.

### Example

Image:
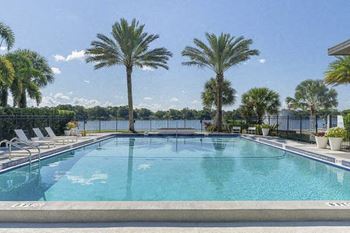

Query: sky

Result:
[1,0,350,110]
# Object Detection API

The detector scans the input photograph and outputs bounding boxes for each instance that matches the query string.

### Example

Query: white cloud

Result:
[141,66,154,71]
[83,80,90,84]
[191,100,199,104]
[53,50,85,62]
[143,97,153,101]
[135,103,162,111]
[170,97,179,102]
[53,54,66,62]
[0,46,6,51]
[66,50,86,61]
[51,67,61,74]
[54,92,70,101]
[36,92,108,108]
[259,58,266,64]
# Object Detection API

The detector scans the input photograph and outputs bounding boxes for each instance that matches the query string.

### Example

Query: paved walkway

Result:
[1,222,350,233]
[0,133,113,171]
[243,135,350,167]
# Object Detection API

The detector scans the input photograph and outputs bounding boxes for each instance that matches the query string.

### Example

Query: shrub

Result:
[66,121,77,130]
[314,132,326,137]
[261,124,270,129]
[325,127,347,139]
[0,107,75,140]
[204,122,231,133]
[344,113,350,140]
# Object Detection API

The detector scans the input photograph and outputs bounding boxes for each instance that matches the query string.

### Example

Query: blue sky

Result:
[1,0,350,110]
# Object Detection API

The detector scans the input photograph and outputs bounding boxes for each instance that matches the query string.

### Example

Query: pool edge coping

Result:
[1,200,350,222]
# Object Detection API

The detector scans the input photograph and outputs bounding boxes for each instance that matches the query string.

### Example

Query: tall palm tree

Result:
[325,56,350,85]
[0,22,15,51]
[86,18,172,132]
[0,22,15,107]
[182,33,259,131]
[201,78,236,110]
[240,87,280,124]
[286,79,338,131]
[6,49,54,107]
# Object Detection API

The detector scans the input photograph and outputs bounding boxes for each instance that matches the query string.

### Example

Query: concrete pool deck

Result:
[241,134,350,169]
[0,133,113,172]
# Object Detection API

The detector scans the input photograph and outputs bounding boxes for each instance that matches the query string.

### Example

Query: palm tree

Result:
[86,18,172,132]
[6,49,54,107]
[240,87,280,124]
[182,33,259,131]
[0,56,15,106]
[286,79,338,131]
[0,22,15,51]
[201,78,236,110]
[325,56,350,85]
[0,22,15,107]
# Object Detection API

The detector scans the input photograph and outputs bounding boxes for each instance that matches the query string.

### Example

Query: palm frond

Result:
[0,22,15,50]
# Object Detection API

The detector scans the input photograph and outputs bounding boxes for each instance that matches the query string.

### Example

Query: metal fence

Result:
[77,119,211,132]
[0,115,73,140]
[77,115,349,150]
[1,114,349,151]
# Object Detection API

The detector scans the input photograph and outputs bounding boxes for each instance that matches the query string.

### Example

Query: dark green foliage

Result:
[201,78,236,109]
[0,107,75,140]
[240,87,281,124]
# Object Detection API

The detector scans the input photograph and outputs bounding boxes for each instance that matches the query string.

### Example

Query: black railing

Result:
[1,114,349,151]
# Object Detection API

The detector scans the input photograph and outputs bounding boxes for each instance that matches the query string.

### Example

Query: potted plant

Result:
[65,121,76,136]
[313,132,328,149]
[325,127,346,151]
[261,124,270,136]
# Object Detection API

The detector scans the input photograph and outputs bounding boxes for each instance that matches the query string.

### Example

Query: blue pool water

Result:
[0,136,349,201]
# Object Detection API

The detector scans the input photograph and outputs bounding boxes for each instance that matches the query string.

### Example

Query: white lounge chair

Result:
[231,126,241,134]
[247,127,256,134]
[45,127,77,142]
[33,128,70,144]
[14,129,55,148]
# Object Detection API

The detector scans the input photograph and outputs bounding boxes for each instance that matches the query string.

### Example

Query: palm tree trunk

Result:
[214,73,224,132]
[309,110,315,133]
[126,66,135,132]
[19,91,27,108]
[0,88,8,107]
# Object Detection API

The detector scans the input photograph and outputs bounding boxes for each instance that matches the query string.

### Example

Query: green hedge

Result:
[0,107,75,141]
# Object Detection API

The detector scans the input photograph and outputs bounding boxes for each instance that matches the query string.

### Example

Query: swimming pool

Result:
[0,136,349,201]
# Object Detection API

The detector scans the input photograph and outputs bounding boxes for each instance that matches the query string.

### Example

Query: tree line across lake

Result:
[52,104,344,122]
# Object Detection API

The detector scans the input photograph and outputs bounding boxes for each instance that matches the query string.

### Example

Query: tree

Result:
[135,108,152,120]
[201,78,236,110]
[86,18,172,132]
[286,79,338,131]
[0,22,15,107]
[6,50,54,107]
[0,56,14,106]
[182,33,259,131]
[0,22,15,51]
[240,88,280,124]
[325,56,350,85]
